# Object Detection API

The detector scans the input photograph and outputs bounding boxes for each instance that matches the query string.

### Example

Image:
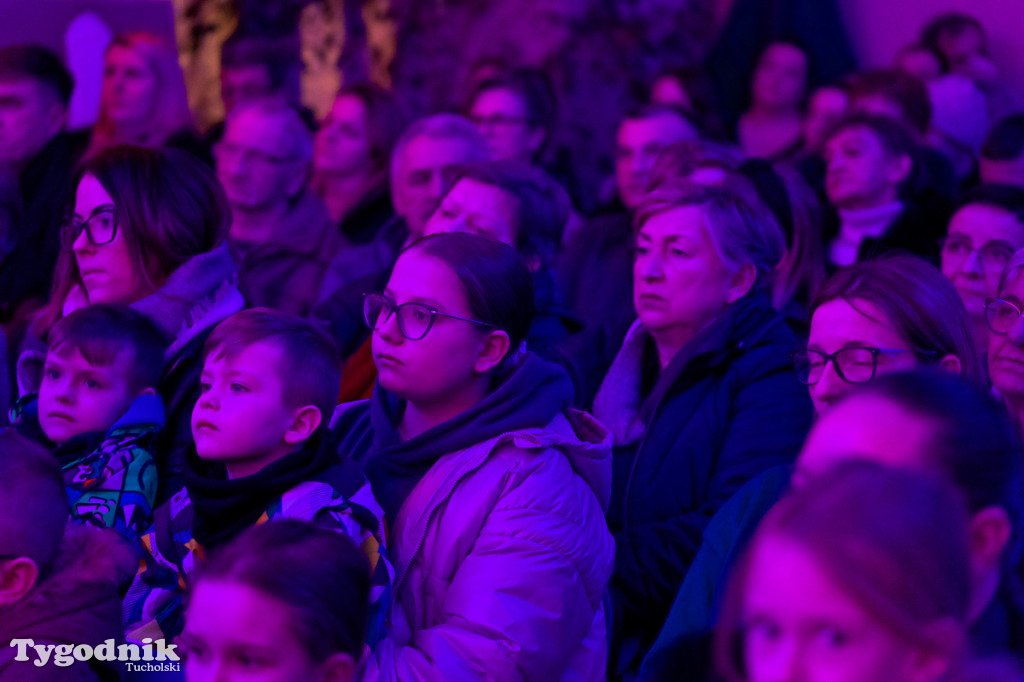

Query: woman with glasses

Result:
[799,253,983,415]
[986,249,1024,434]
[940,184,1024,349]
[333,232,614,680]
[28,144,241,500]
[590,181,813,676]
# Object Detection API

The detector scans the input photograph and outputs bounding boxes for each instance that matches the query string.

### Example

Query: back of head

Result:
[409,233,535,357]
[194,519,369,661]
[203,308,341,420]
[80,145,230,280]
[0,431,68,580]
[848,68,932,135]
[811,254,984,383]
[635,180,785,287]
[982,115,1024,162]
[716,459,972,681]
[855,370,1024,568]
[48,303,169,393]
[0,44,72,107]
[448,161,570,268]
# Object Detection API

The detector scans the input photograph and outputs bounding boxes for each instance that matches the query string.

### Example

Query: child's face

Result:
[38,348,140,444]
[181,579,350,682]
[192,341,302,478]
[741,533,933,682]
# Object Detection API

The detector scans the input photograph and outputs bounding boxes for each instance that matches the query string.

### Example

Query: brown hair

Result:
[811,254,985,384]
[202,308,341,420]
[193,520,369,661]
[715,460,972,681]
[847,68,932,135]
[34,145,231,340]
[48,303,169,392]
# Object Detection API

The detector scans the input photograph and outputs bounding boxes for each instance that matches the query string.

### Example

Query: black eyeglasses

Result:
[791,347,920,385]
[363,292,496,341]
[985,298,1023,335]
[61,206,118,250]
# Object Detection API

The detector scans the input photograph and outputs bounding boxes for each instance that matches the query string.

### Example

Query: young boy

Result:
[0,431,136,680]
[122,308,391,645]
[10,304,167,546]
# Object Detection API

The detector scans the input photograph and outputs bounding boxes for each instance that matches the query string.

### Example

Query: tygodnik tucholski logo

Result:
[9,637,181,673]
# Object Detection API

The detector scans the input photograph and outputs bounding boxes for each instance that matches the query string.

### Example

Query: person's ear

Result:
[473,329,512,374]
[886,153,913,186]
[968,506,1012,574]
[0,557,40,606]
[139,386,157,396]
[319,652,357,682]
[938,353,962,375]
[905,618,960,682]
[283,405,323,445]
[725,263,757,304]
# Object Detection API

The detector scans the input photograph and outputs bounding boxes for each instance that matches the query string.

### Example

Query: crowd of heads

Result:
[1,6,1024,682]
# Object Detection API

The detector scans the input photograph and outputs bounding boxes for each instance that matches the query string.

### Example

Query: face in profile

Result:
[751,42,808,111]
[805,298,920,414]
[71,174,157,306]
[314,94,372,175]
[615,112,698,211]
[634,206,743,355]
[741,532,940,682]
[395,135,482,239]
[423,178,520,246]
[102,45,158,127]
[988,271,1024,402]
[38,347,141,444]
[470,87,542,164]
[824,125,909,211]
[371,248,499,406]
[181,579,354,682]
[941,204,1024,327]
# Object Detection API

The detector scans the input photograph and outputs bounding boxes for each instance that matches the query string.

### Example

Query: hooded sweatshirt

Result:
[333,353,616,681]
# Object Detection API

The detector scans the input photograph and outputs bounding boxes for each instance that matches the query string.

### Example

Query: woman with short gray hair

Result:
[592,180,814,676]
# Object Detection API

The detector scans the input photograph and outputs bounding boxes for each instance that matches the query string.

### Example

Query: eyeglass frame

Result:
[985,297,1023,335]
[61,206,118,250]
[938,235,1016,271]
[791,346,928,385]
[363,292,497,341]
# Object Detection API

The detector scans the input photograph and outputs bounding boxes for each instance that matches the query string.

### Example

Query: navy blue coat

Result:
[600,290,814,663]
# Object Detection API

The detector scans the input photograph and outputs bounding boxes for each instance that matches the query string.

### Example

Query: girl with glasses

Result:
[801,253,983,414]
[335,232,613,680]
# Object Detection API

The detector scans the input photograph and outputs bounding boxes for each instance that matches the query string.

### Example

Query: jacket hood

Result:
[0,525,136,649]
[535,409,613,512]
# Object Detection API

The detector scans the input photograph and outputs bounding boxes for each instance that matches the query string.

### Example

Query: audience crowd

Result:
[1,7,1024,682]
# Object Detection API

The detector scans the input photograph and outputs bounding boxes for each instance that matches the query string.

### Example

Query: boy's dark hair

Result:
[847,68,932,135]
[220,33,301,94]
[202,309,341,420]
[48,304,169,393]
[409,233,535,359]
[0,431,68,580]
[856,370,1024,569]
[982,114,1024,161]
[446,161,570,268]
[954,183,1024,225]
[195,520,369,661]
[0,44,73,107]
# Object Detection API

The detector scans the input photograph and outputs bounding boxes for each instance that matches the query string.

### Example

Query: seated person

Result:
[0,430,136,680]
[715,460,1019,682]
[940,185,1024,349]
[181,520,369,682]
[122,309,390,644]
[822,113,941,267]
[980,114,1024,188]
[216,97,336,317]
[736,41,809,160]
[9,304,166,545]
[592,182,813,676]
